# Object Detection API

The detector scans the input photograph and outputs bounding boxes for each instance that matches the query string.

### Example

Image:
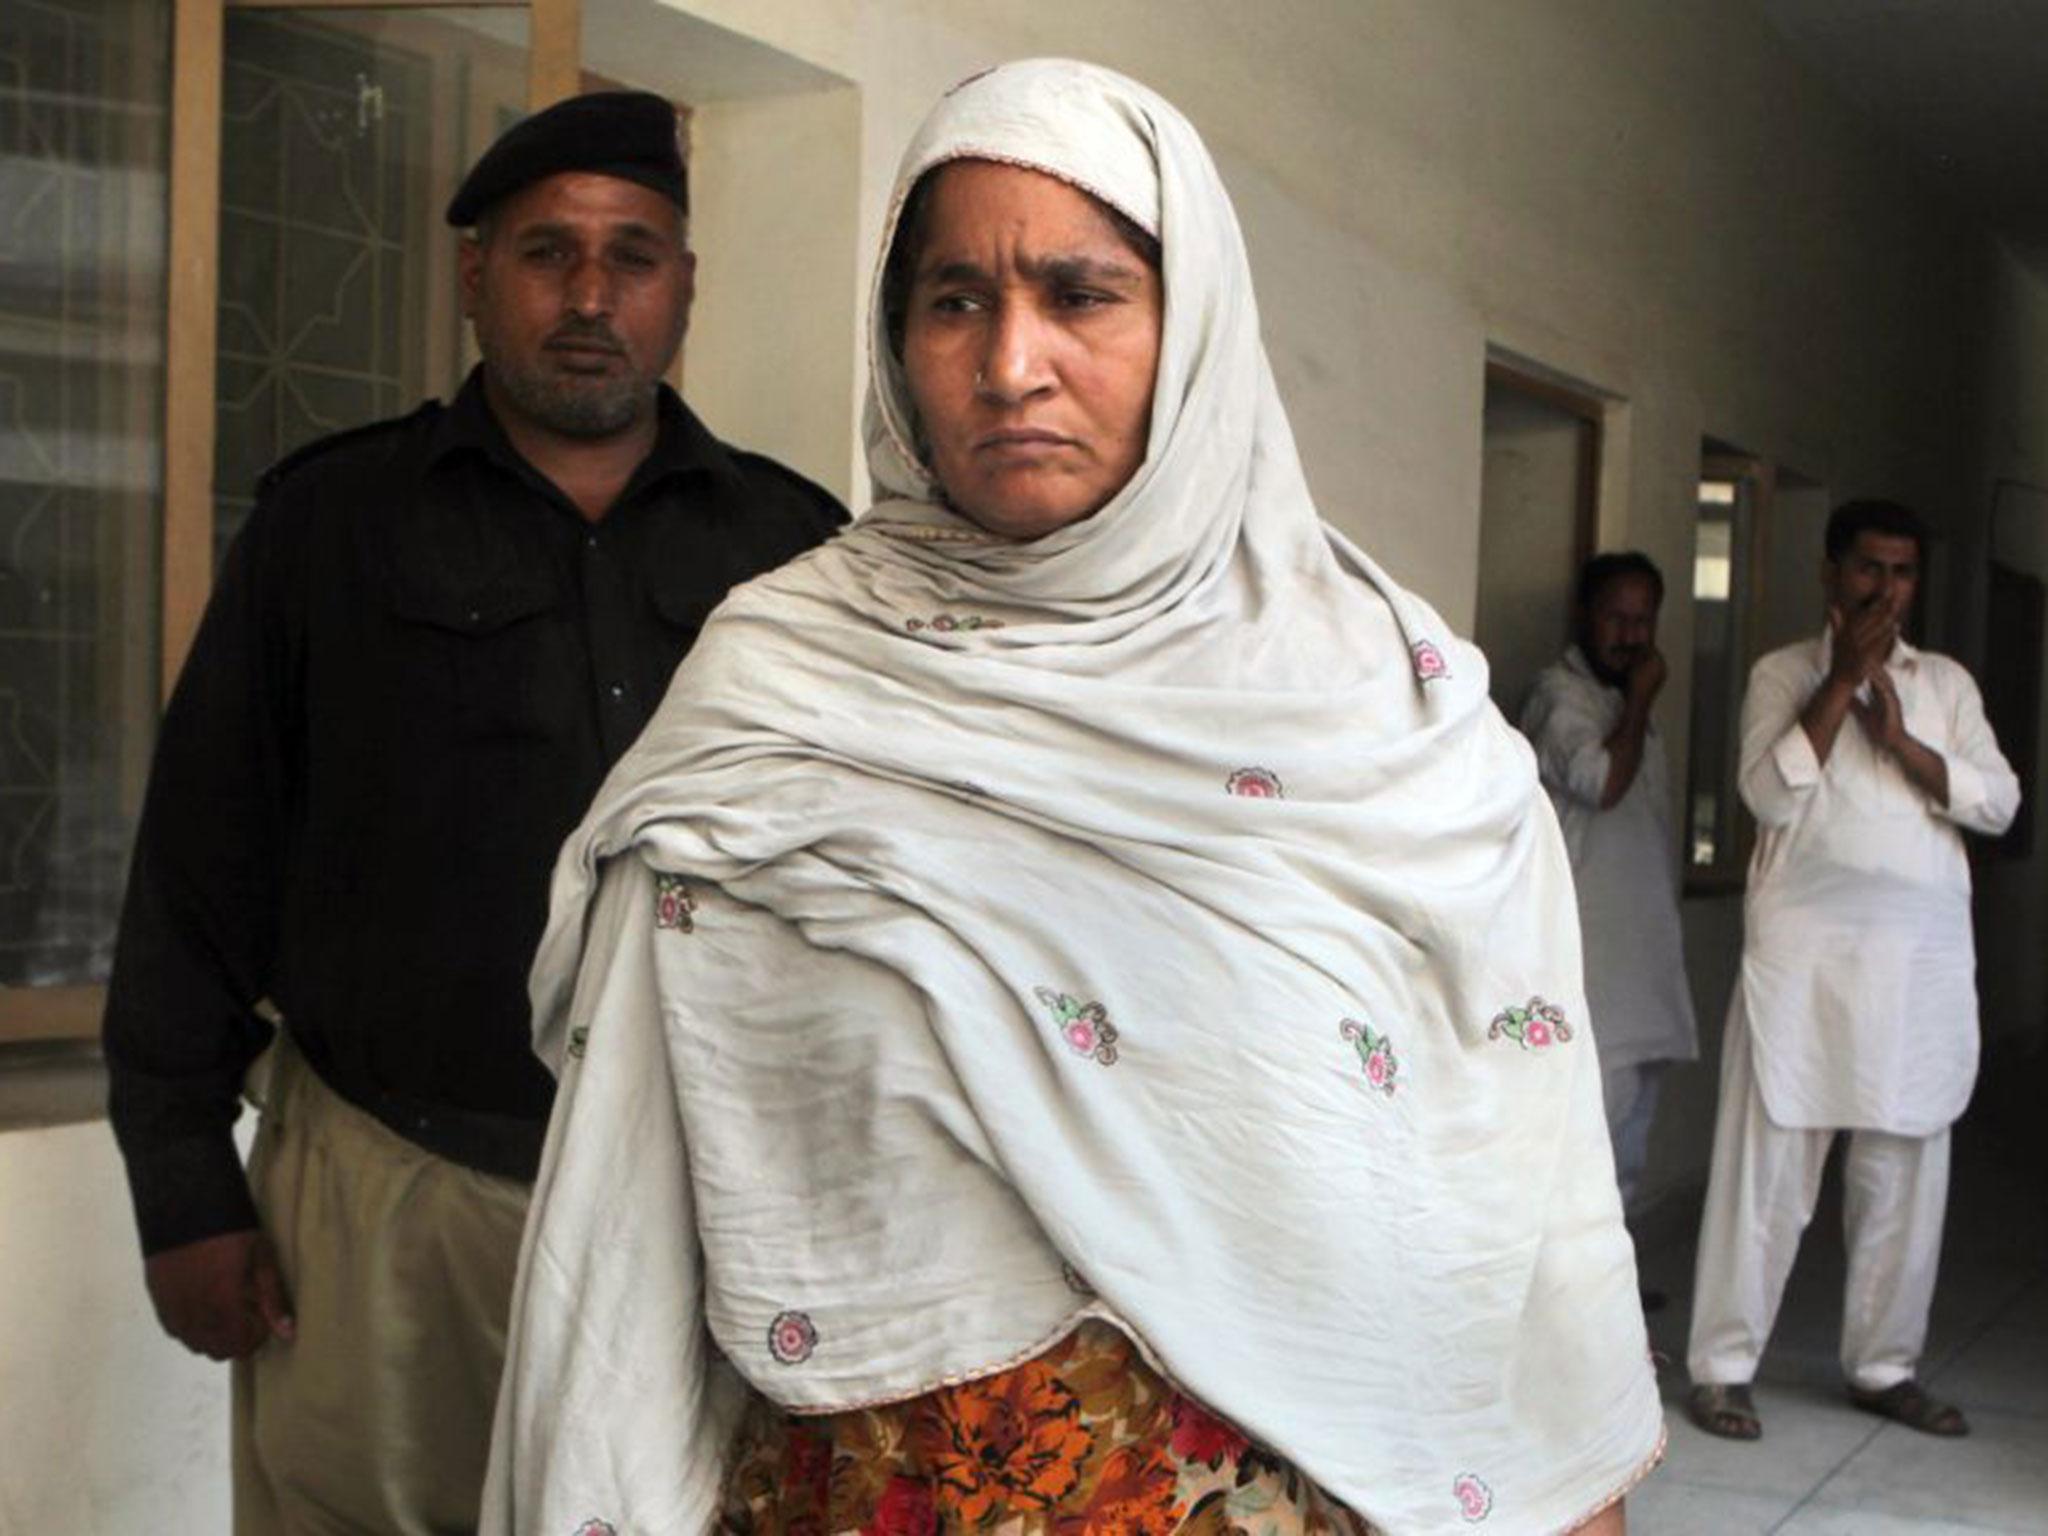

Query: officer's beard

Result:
[481,326,654,440]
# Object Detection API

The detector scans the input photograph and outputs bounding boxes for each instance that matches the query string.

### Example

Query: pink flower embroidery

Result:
[1453,1473,1492,1522]
[573,1523,618,1536]
[1411,639,1451,682]
[768,1309,817,1365]
[1225,766,1284,799]
[1034,987,1120,1066]
[906,613,1003,634]
[1488,996,1574,1051]
[654,873,696,932]
[1339,1018,1400,1097]
[567,1026,589,1060]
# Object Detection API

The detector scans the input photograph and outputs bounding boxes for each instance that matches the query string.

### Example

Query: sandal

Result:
[1847,1379,1969,1437]
[1687,1381,1762,1441]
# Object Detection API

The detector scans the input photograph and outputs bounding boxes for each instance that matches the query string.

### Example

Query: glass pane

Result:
[0,0,169,987]
[1686,478,1744,869]
[214,7,530,559]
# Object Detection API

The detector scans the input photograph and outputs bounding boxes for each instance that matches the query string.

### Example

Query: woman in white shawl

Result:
[484,59,1663,1536]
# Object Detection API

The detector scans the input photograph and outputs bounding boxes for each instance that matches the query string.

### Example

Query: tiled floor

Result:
[1629,1114,2048,1534]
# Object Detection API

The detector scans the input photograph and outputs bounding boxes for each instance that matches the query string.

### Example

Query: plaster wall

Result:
[685,83,865,499]
[0,1122,235,1531]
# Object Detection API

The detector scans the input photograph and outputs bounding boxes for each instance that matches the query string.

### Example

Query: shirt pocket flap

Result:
[385,575,560,636]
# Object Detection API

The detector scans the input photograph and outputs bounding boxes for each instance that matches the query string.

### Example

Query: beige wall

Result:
[0,1122,237,1529]
[11,0,2044,1525]
[686,83,865,498]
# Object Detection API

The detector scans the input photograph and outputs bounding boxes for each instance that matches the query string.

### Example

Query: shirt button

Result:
[584,533,599,550]
[608,683,626,700]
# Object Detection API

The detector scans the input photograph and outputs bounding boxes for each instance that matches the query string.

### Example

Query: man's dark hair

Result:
[1824,499,1928,566]
[880,162,1162,361]
[1575,550,1664,612]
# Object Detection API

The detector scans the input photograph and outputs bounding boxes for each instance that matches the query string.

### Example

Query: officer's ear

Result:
[676,248,698,336]
[458,233,485,320]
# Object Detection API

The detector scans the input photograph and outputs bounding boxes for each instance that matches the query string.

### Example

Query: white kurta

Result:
[1521,648,1697,1075]
[1736,634,2019,1135]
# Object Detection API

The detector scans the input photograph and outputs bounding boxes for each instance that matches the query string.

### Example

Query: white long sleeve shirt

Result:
[1522,648,1698,1075]
[1736,633,2019,1134]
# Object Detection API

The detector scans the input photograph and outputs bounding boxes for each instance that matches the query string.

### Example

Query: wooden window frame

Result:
[0,0,579,1045]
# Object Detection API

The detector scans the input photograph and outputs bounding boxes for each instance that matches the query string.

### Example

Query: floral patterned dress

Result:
[719,1321,1372,1536]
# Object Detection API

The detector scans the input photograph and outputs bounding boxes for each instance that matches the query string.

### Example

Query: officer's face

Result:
[460,172,695,441]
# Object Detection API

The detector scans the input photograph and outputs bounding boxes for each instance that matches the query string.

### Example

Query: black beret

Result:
[445,90,688,227]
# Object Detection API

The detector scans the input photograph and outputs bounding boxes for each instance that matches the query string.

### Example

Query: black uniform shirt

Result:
[104,370,846,1254]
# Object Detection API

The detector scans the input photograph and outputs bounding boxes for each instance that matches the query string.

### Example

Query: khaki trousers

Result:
[1685,1008,1950,1393]
[233,1037,531,1535]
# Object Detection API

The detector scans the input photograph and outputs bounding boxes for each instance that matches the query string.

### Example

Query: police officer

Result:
[104,91,845,1532]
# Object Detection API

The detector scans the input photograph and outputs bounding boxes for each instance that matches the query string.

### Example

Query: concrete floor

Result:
[1628,1108,2048,1534]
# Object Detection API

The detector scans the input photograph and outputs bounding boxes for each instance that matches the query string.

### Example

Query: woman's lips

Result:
[975,429,1077,452]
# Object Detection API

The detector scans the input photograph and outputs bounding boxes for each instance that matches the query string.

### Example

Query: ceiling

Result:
[1754,0,2048,266]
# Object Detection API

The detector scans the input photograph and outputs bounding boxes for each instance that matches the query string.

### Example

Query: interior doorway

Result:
[1473,358,1604,720]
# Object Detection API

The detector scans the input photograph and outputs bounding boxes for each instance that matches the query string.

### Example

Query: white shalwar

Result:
[1688,632,2017,1390]
[1520,649,1697,1208]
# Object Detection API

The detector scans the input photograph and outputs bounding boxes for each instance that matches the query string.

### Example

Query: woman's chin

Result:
[946,488,1111,542]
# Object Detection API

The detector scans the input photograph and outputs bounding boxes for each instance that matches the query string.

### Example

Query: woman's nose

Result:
[977,302,1056,402]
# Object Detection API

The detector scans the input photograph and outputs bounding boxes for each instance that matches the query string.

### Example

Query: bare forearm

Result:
[1891,735,1950,807]
[1600,702,1652,809]
[1800,676,1858,765]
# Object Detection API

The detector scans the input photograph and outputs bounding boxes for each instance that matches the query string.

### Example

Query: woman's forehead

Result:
[916,162,1136,252]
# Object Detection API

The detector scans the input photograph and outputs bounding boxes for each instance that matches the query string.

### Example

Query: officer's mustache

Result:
[544,318,626,354]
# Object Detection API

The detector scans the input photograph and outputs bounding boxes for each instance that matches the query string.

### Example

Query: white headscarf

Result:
[490,58,1663,1536]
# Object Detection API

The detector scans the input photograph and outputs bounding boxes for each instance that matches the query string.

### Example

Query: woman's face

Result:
[901,160,1163,540]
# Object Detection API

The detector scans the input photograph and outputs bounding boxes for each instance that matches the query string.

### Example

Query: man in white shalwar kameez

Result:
[1686,500,2019,1443]
[1522,553,1698,1223]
